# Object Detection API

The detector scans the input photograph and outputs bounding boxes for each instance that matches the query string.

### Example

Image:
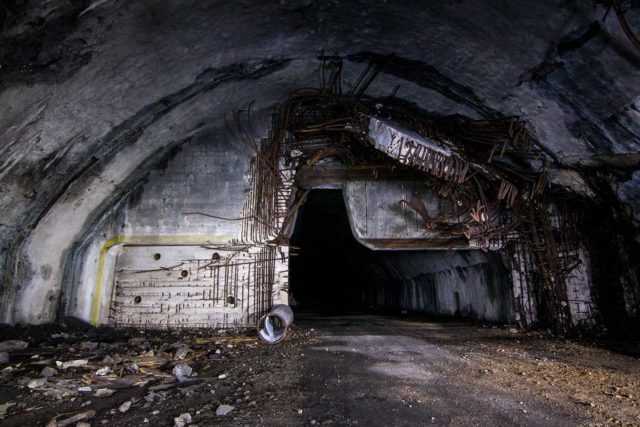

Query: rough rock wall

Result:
[1,0,640,324]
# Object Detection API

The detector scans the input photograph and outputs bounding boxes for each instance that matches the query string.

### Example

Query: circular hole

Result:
[153,253,161,260]
[226,295,235,305]
[134,296,142,304]
[212,252,220,261]
[181,270,189,278]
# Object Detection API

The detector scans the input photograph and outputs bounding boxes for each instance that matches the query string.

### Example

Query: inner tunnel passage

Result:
[289,190,514,322]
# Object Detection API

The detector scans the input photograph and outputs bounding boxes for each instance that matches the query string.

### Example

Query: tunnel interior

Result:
[289,190,515,322]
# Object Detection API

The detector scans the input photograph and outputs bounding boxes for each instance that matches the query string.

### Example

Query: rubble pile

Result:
[0,323,312,426]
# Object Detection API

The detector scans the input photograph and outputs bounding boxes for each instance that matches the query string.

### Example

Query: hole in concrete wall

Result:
[227,295,235,305]
[212,252,221,261]
[153,253,161,260]
[289,190,514,322]
[181,270,189,278]
[134,296,142,304]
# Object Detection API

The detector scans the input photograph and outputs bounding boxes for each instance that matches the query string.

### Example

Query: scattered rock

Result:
[41,367,58,377]
[27,378,47,389]
[58,359,88,369]
[118,400,131,413]
[80,342,99,350]
[95,366,111,376]
[215,404,234,416]
[218,373,227,379]
[174,346,190,360]
[508,328,519,334]
[47,410,96,427]
[94,388,115,397]
[0,402,15,418]
[0,340,28,352]
[172,364,193,383]
[174,412,192,427]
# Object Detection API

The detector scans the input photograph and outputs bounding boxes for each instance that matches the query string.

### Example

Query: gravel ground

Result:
[0,314,638,426]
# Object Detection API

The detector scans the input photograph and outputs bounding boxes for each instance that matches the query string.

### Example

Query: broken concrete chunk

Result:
[94,388,115,397]
[0,402,15,418]
[80,342,99,350]
[95,366,111,376]
[215,404,235,416]
[27,377,47,389]
[0,340,28,352]
[78,386,92,392]
[173,412,192,427]
[58,359,89,369]
[118,400,131,413]
[174,346,190,360]
[50,410,96,427]
[41,366,58,377]
[172,364,193,383]
[50,333,70,339]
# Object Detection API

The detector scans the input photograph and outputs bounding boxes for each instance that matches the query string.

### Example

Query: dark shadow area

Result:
[289,190,515,322]
[289,190,373,314]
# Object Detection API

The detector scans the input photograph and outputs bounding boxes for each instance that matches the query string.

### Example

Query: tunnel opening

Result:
[289,190,515,322]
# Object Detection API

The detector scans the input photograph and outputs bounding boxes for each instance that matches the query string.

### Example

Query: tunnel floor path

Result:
[281,313,639,426]
[0,315,639,426]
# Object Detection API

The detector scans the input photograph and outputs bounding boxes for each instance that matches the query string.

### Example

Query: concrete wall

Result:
[2,0,639,326]
[362,251,514,323]
[64,131,288,327]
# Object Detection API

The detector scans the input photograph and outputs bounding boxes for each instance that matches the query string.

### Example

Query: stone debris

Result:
[57,359,88,369]
[94,388,115,397]
[0,324,298,424]
[95,366,111,376]
[172,364,193,383]
[0,402,15,420]
[174,412,192,427]
[215,404,235,416]
[45,410,96,427]
[0,340,28,352]
[27,377,47,389]
[174,346,190,360]
[41,367,58,377]
[118,400,132,413]
[80,342,99,350]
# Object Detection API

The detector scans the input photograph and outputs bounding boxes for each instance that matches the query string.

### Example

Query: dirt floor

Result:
[0,314,639,426]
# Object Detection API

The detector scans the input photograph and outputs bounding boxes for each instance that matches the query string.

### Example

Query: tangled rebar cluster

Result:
[237,57,595,332]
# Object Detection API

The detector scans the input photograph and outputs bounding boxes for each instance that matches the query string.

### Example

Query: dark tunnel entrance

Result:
[289,190,516,322]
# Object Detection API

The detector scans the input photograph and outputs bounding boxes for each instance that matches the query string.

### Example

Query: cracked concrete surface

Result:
[1,0,640,323]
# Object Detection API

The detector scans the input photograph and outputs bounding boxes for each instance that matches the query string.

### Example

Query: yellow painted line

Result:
[90,234,232,325]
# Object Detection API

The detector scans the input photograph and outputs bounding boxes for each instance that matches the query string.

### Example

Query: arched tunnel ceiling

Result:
[1,0,640,322]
